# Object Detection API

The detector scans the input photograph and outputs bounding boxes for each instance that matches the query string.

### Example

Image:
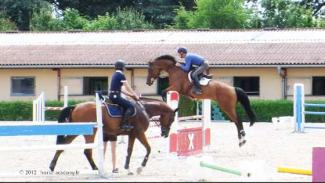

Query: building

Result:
[1,29,325,101]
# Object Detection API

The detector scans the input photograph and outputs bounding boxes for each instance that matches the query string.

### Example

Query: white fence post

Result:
[63,86,68,108]
[202,99,211,148]
[95,93,105,177]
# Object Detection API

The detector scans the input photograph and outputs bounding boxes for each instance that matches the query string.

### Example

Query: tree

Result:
[46,0,135,19]
[0,11,17,31]
[0,0,50,31]
[174,0,251,29]
[84,8,154,31]
[298,0,325,16]
[47,0,196,28]
[261,0,315,28]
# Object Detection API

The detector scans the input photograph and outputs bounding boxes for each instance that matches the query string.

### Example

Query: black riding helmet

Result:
[115,59,125,70]
[177,47,188,54]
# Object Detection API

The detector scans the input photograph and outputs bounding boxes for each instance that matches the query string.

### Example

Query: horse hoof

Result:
[49,163,55,172]
[239,140,247,147]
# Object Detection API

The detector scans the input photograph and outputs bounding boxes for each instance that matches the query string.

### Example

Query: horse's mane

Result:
[154,55,177,64]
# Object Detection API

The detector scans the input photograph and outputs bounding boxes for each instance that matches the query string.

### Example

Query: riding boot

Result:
[193,77,202,95]
[120,108,134,131]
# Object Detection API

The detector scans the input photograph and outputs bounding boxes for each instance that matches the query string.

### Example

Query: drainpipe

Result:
[53,68,61,101]
[277,66,287,99]
[130,68,135,90]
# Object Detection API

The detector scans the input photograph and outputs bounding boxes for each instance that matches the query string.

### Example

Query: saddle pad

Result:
[107,104,123,117]
[103,102,137,118]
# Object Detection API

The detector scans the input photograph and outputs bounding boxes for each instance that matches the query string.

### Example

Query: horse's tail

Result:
[56,106,75,144]
[235,87,256,127]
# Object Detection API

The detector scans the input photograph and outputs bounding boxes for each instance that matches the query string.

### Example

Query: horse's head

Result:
[146,61,160,86]
[159,108,178,138]
[146,55,177,86]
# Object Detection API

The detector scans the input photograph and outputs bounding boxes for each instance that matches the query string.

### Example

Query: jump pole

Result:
[277,167,312,176]
[200,161,250,177]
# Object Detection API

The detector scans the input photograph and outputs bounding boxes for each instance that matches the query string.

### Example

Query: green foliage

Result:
[178,96,197,117]
[84,13,118,31]
[62,8,89,30]
[316,17,325,28]
[112,8,154,30]
[173,6,192,29]
[0,0,51,30]
[31,7,153,31]
[235,100,293,122]
[2,99,325,123]
[0,100,85,121]
[173,0,251,29]
[0,101,33,121]
[0,11,17,31]
[261,0,315,28]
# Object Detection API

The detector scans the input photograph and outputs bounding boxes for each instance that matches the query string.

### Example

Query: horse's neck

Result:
[143,103,163,117]
[166,66,190,91]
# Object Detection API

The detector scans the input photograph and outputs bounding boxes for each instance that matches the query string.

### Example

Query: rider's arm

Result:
[121,81,139,100]
[180,57,191,72]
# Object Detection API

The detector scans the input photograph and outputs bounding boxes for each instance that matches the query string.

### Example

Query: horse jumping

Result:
[49,96,177,174]
[146,55,257,147]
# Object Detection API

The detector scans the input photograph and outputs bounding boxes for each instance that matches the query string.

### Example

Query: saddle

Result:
[101,96,136,118]
[188,71,212,86]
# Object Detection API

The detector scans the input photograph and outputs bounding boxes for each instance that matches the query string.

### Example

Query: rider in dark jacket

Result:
[109,59,140,131]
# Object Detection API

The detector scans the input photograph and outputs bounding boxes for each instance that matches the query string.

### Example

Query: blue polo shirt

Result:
[110,70,126,92]
[180,53,205,72]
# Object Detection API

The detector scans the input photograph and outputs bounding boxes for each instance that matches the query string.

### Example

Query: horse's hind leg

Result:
[135,132,151,174]
[49,135,77,171]
[219,103,246,147]
[83,135,98,170]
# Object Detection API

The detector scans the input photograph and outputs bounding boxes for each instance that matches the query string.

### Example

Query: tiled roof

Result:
[1,30,325,68]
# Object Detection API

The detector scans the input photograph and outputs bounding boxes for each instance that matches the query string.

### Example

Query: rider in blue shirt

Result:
[109,59,140,131]
[177,47,209,95]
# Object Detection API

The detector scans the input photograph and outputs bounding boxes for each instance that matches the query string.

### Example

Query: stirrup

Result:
[120,124,134,131]
[203,74,213,79]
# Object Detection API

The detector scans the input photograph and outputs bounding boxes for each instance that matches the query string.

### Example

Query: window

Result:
[312,77,325,96]
[234,77,260,96]
[83,77,108,95]
[11,77,35,96]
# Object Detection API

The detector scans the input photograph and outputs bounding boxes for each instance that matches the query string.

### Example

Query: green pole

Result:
[200,161,243,176]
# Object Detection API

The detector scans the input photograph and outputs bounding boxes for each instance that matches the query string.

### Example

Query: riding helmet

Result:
[115,59,125,70]
[177,47,188,54]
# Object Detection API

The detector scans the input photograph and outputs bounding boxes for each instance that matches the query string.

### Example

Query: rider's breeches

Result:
[109,94,135,114]
[192,62,209,81]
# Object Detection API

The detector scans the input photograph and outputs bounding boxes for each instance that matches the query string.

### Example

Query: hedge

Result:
[1,99,325,122]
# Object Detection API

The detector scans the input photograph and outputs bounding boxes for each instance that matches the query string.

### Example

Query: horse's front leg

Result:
[125,134,136,175]
[135,132,151,175]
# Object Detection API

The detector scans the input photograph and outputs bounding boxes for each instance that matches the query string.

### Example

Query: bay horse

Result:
[146,55,257,147]
[49,96,177,174]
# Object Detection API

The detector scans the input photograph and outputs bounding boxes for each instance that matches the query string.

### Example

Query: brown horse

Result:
[146,55,257,147]
[49,96,177,174]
